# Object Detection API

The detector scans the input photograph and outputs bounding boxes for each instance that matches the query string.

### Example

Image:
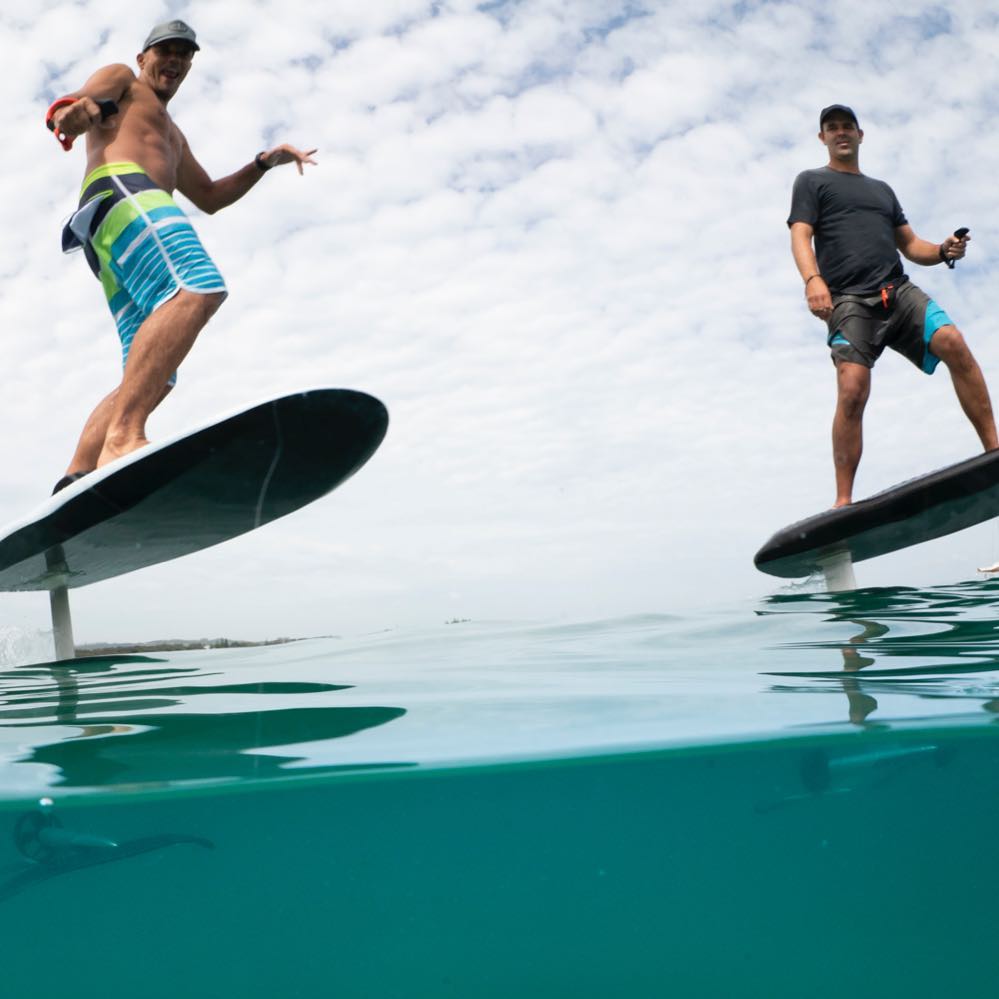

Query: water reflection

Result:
[0,654,408,791]
[1,797,213,903]
[756,739,954,813]
[759,579,999,726]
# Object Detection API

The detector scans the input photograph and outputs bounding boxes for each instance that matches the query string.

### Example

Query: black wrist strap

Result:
[255,152,271,172]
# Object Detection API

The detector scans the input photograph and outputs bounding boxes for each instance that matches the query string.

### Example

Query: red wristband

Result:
[45,97,78,151]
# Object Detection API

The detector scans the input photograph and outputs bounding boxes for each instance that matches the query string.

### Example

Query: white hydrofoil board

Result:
[0,388,388,593]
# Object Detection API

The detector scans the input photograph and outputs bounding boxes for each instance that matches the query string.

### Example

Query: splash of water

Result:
[0,626,52,668]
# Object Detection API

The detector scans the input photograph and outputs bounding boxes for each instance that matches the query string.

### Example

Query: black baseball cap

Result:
[819,104,858,128]
[143,19,200,52]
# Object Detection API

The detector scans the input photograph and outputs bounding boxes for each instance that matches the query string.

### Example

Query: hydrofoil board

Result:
[0,387,388,593]
[755,449,999,580]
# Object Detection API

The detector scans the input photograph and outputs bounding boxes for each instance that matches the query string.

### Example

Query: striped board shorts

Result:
[62,162,227,383]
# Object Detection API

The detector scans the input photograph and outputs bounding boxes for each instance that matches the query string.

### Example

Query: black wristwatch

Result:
[254,152,271,172]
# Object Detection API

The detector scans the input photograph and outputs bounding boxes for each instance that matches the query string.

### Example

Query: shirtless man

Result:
[47,19,316,490]
[788,104,997,507]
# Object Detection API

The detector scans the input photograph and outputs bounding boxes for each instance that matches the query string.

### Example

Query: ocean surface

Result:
[1,580,998,998]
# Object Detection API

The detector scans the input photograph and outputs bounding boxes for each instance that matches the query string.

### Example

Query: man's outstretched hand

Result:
[940,228,970,268]
[51,97,118,139]
[258,144,318,174]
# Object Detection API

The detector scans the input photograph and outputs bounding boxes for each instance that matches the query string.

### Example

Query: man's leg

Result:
[64,388,118,477]
[64,383,175,477]
[928,325,999,451]
[97,289,225,467]
[832,360,871,507]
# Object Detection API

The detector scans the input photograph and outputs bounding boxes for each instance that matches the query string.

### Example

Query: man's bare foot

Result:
[833,498,852,509]
[96,435,150,468]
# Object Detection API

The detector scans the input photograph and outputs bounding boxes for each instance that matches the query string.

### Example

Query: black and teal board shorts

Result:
[826,281,952,374]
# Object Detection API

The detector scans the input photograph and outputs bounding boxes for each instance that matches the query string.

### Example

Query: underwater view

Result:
[1,581,997,997]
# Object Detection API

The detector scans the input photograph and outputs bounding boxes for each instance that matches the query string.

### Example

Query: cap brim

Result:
[144,36,200,51]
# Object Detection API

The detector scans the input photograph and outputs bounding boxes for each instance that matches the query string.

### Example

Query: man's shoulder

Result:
[93,62,137,84]
[863,173,897,194]
[793,166,828,186]
[854,173,903,210]
[83,62,137,103]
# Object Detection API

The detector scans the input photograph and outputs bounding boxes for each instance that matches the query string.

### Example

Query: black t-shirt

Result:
[787,166,907,295]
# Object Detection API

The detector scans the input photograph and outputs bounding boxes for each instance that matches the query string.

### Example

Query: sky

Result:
[4,0,999,646]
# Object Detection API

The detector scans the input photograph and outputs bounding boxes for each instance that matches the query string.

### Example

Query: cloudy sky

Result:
[3,0,999,645]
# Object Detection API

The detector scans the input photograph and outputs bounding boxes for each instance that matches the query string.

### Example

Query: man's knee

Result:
[836,363,870,415]
[174,288,226,323]
[930,324,972,365]
[200,291,227,320]
[839,391,868,420]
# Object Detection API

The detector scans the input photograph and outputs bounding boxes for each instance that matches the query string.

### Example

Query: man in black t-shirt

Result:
[788,104,997,507]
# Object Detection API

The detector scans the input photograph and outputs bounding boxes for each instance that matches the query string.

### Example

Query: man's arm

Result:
[895,223,968,266]
[790,221,833,320]
[176,138,317,215]
[49,64,133,140]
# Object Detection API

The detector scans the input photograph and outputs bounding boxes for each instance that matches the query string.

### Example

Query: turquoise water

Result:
[1,581,998,997]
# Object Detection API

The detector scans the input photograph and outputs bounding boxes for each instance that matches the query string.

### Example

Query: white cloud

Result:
[4,0,999,646]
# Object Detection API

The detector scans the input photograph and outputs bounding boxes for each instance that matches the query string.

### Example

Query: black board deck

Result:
[754,449,999,579]
[0,388,388,592]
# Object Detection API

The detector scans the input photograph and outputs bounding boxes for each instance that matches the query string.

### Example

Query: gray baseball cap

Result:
[819,104,858,128]
[143,19,200,52]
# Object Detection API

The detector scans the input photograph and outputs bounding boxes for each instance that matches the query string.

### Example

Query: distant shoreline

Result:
[75,636,309,657]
